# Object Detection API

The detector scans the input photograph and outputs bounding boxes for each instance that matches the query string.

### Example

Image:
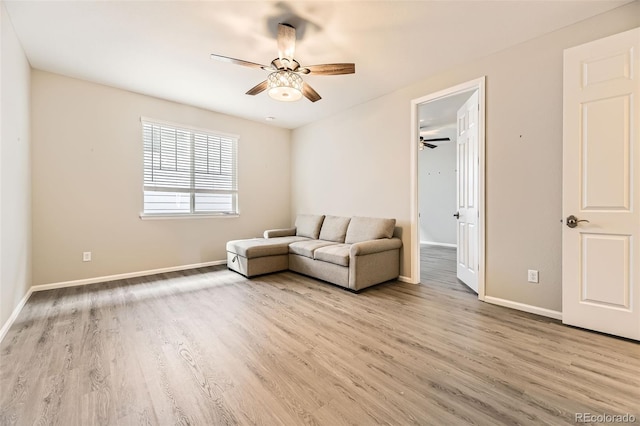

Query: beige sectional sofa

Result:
[226,214,402,291]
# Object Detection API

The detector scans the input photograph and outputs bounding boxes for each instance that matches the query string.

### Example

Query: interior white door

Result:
[562,27,640,340]
[456,91,479,292]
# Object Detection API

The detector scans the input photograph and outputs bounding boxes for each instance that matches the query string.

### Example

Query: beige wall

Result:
[31,71,291,285]
[291,2,640,312]
[0,2,31,327]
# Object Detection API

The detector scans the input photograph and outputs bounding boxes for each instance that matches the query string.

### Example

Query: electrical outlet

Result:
[83,251,92,262]
[527,269,539,283]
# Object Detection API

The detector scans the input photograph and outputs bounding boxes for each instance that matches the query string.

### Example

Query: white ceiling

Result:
[4,1,630,129]
[419,89,474,128]
[418,90,476,144]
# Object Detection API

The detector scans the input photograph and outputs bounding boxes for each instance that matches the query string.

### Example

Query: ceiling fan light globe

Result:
[267,71,303,102]
[268,86,302,102]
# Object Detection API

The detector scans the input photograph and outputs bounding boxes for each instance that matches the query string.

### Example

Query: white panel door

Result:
[563,27,640,340]
[456,91,479,292]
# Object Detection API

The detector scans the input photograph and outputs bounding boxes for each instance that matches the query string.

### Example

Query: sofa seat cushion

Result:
[345,216,396,244]
[318,215,351,243]
[314,244,351,267]
[288,240,338,259]
[227,236,308,258]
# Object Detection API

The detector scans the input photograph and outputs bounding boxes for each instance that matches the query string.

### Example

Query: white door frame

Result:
[410,76,486,300]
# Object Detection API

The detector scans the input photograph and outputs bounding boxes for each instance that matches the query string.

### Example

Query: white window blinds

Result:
[142,119,238,215]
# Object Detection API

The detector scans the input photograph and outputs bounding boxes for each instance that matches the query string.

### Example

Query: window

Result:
[141,118,238,216]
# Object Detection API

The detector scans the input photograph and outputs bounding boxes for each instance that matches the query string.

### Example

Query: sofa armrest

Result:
[349,237,402,256]
[264,227,297,238]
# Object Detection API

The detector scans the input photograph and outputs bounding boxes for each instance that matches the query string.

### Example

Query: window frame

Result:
[139,117,239,219]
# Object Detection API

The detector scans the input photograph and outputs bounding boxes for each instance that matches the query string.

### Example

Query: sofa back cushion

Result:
[319,215,351,243]
[295,214,325,239]
[345,216,396,244]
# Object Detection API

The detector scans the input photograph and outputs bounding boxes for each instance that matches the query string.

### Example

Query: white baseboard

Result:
[397,275,418,284]
[484,296,562,320]
[31,260,227,292]
[0,288,33,343]
[420,241,457,248]
[0,259,226,344]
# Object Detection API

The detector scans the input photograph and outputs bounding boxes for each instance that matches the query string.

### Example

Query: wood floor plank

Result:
[1,246,638,425]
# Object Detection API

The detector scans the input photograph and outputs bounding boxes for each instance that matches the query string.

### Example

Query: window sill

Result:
[139,213,240,220]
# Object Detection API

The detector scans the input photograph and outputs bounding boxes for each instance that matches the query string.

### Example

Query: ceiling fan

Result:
[419,137,451,150]
[210,23,355,103]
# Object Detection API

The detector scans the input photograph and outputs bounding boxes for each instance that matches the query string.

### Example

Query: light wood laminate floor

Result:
[1,248,639,425]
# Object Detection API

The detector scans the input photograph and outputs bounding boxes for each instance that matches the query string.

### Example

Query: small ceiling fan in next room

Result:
[210,23,355,102]
[419,136,450,150]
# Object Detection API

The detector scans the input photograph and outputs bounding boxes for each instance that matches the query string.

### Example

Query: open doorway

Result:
[410,77,486,300]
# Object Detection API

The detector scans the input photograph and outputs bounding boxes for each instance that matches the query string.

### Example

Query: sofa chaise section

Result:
[226,235,307,277]
[225,214,323,277]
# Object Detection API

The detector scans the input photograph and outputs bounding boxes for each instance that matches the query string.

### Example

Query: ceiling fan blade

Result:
[421,137,451,142]
[302,83,322,102]
[425,143,438,149]
[277,23,296,64]
[298,63,356,75]
[210,54,271,70]
[245,80,269,96]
